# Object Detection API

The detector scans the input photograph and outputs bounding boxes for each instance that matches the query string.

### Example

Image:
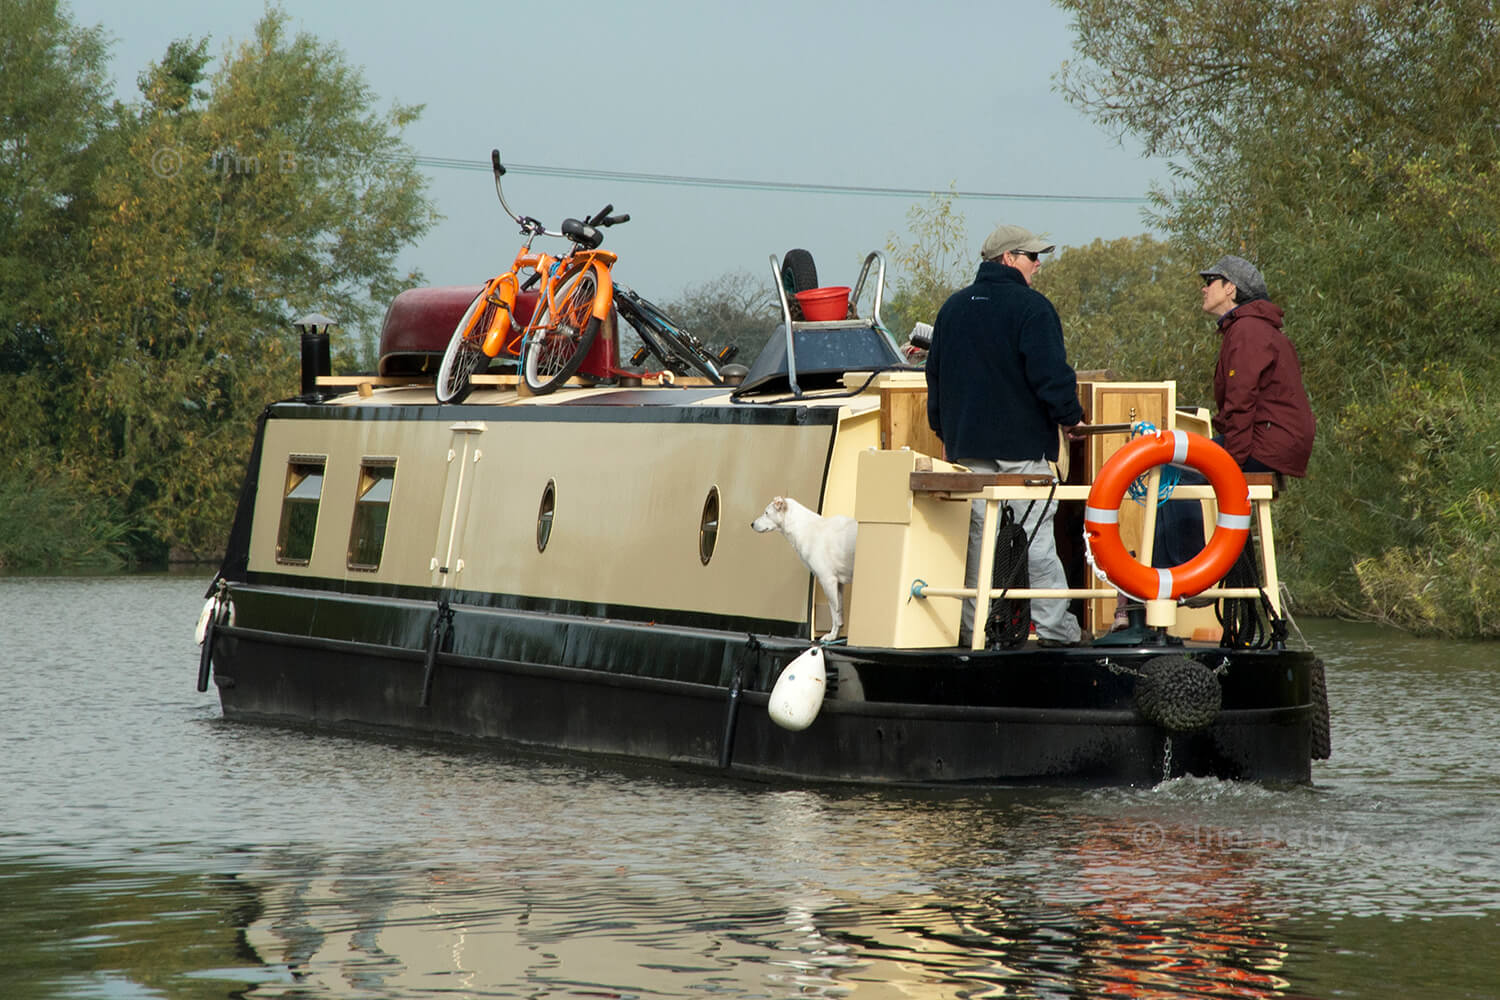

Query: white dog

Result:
[751,496,857,641]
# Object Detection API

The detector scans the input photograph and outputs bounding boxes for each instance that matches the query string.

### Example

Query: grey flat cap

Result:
[1199,254,1268,299]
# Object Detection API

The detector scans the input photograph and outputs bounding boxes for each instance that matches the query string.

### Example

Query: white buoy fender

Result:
[194,598,216,645]
[768,646,826,731]
[194,591,235,644]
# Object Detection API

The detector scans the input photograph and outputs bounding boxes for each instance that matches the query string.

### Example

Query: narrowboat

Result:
[195,252,1329,786]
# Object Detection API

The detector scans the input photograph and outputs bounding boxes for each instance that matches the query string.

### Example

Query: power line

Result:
[380,153,1150,205]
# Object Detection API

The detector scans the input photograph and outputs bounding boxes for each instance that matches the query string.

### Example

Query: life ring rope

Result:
[1083,430,1250,602]
[1125,421,1180,504]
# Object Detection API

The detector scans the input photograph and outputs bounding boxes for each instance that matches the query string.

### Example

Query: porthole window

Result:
[537,480,556,552]
[347,460,396,571]
[276,457,325,564]
[699,486,720,565]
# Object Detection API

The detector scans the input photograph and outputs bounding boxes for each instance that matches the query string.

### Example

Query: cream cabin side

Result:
[244,387,879,639]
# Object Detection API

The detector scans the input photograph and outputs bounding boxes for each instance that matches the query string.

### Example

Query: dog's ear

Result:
[773,497,788,513]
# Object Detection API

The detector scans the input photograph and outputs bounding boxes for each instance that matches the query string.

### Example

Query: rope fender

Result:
[1132,654,1224,733]
[1085,430,1251,601]
[1311,656,1332,759]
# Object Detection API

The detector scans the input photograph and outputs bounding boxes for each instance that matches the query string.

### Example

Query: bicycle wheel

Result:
[781,248,818,320]
[522,261,601,394]
[615,288,722,383]
[436,290,497,403]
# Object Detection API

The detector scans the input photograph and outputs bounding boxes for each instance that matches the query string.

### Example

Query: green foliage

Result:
[1036,235,1212,396]
[1057,0,1500,171]
[0,466,127,570]
[0,4,437,562]
[882,190,972,337]
[1056,0,1500,635]
[0,0,114,373]
[1289,366,1500,636]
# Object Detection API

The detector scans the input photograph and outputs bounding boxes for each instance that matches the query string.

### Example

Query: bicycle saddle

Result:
[561,219,603,250]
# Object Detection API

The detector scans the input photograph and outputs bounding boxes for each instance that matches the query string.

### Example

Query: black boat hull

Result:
[207,586,1316,787]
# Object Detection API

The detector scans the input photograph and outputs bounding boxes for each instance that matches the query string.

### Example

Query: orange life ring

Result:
[1084,430,1251,601]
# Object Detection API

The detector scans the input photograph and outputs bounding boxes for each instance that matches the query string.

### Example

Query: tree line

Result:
[0,2,435,565]
[1063,0,1500,639]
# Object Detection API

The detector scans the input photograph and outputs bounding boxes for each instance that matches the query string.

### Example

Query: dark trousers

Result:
[1151,451,1275,569]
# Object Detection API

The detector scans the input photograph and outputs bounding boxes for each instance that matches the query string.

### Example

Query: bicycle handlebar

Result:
[491,147,629,246]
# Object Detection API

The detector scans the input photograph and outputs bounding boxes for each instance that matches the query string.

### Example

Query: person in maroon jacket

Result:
[1147,255,1316,580]
[1198,254,1315,479]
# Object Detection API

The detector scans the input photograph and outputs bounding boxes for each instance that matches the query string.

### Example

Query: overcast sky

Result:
[67,0,1167,305]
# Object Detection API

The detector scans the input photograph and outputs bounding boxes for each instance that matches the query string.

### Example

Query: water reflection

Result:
[0,858,271,999]
[225,797,1305,998]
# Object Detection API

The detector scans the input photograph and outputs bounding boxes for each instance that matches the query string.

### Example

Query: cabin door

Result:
[430,420,487,590]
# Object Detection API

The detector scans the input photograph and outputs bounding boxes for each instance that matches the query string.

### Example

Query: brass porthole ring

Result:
[699,486,720,565]
[537,480,556,552]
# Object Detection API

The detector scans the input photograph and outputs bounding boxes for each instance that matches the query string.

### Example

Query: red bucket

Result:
[794,286,851,322]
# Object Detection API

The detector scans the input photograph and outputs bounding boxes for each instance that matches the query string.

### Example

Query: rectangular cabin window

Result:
[347,461,396,571]
[276,458,325,565]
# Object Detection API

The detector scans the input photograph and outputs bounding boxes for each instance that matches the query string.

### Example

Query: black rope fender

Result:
[419,599,455,708]
[1311,656,1332,760]
[1112,654,1226,733]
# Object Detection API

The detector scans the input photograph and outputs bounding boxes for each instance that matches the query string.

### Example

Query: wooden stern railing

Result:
[907,471,1280,651]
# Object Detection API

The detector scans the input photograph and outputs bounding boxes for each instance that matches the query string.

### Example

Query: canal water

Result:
[1,573,1496,998]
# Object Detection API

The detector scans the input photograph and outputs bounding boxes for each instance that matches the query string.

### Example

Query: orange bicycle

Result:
[436,149,630,402]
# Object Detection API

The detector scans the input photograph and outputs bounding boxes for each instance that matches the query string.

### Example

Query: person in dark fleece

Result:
[926,224,1087,647]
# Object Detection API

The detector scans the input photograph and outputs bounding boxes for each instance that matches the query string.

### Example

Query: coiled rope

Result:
[1125,421,1181,504]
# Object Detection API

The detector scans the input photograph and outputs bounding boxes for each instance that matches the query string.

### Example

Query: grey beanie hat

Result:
[1199,255,1268,300]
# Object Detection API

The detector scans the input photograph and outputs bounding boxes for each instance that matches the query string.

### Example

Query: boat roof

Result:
[312,379,893,416]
